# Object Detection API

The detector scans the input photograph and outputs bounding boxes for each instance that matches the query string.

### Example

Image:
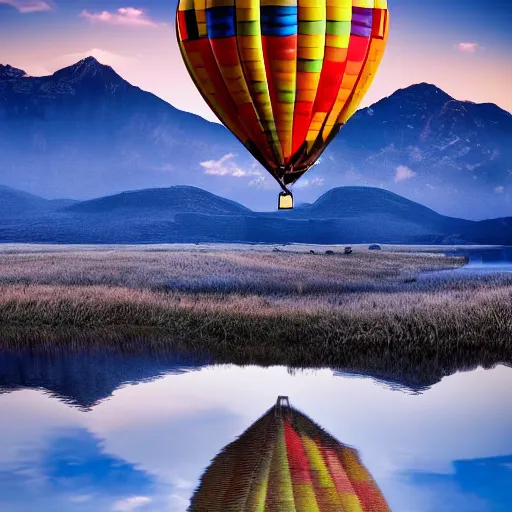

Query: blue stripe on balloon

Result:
[352,7,373,27]
[261,5,297,37]
[206,6,236,39]
[351,25,372,37]
[351,6,372,37]
[261,5,297,17]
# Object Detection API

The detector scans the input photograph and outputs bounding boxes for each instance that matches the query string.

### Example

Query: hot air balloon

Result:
[190,396,391,511]
[177,0,389,209]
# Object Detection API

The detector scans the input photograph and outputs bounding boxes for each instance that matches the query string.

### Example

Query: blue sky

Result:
[0,0,511,120]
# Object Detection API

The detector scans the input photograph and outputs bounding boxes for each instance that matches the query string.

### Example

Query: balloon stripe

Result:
[291,0,325,156]
[338,8,388,124]
[319,8,372,143]
[284,421,321,512]
[178,38,249,144]
[323,446,365,512]
[208,26,272,160]
[265,423,297,511]
[301,435,344,511]
[204,0,281,165]
[190,38,253,141]
[236,0,284,165]
[262,31,298,162]
[338,445,391,512]
[304,0,351,150]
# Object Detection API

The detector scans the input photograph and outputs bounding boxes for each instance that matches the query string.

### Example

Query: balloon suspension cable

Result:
[275,396,292,420]
[277,170,294,210]
[276,165,293,196]
[278,180,292,196]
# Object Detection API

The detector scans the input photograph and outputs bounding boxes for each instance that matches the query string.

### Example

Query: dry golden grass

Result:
[1,247,511,366]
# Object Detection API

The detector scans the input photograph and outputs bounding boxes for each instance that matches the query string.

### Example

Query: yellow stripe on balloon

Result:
[352,0,373,7]
[265,424,297,512]
[305,0,351,148]
[236,0,284,164]
[301,436,344,511]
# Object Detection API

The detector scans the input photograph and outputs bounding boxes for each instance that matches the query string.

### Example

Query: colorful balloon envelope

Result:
[177,0,389,204]
[189,397,391,511]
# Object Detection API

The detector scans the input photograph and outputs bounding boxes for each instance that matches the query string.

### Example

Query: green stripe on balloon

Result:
[326,20,351,35]
[298,20,326,35]
[297,59,323,72]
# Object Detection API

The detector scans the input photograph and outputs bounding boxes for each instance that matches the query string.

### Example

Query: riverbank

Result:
[1,246,511,366]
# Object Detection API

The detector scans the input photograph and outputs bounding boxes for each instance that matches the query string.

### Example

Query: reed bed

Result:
[0,247,511,367]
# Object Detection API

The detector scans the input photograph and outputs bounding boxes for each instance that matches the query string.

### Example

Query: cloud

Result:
[113,496,152,511]
[170,477,194,490]
[80,7,163,27]
[394,165,417,183]
[0,0,53,12]
[296,177,325,188]
[200,153,261,178]
[456,42,479,53]
[494,186,505,194]
[249,175,267,188]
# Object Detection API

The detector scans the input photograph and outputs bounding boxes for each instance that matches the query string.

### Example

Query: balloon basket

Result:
[278,192,293,210]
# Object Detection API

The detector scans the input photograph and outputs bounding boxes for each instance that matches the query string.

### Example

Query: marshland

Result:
[1,244,511,369]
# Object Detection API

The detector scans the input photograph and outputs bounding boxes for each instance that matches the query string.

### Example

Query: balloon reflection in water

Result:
[190,396,390,511]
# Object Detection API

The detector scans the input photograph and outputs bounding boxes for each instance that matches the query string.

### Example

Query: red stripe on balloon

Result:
[291,99,314,155]
[184,39,250,141]
[321,446,358,498]
[177,11,189,41]
[284,421,313,485]
[313,59,347,113]
[209,37,268,150]
[347,34,370,62]
[352,481,390,512]
[209,37,240,67]
[262,34,298,162]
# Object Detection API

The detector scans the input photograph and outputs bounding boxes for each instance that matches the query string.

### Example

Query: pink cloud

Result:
[394,165,417,183]
[0,0,52,12]
[80,7,162,27]
[457,42,479,53]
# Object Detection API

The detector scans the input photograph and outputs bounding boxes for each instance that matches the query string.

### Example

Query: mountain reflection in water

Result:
[0,348,511,511]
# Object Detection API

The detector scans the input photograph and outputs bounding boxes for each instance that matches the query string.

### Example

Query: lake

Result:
[0,349,511,512]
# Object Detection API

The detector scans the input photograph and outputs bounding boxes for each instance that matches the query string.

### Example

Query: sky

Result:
[0,0,511,122]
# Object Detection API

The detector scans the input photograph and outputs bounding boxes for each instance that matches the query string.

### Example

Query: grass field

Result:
[1,245,511,368]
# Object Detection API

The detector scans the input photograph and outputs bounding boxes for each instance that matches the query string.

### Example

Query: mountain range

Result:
[1,185,510,245]
[0,57,510,219]
[1,346,509,408]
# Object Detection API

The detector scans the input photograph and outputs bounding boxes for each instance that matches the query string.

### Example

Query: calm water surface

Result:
[0,350,511,512]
